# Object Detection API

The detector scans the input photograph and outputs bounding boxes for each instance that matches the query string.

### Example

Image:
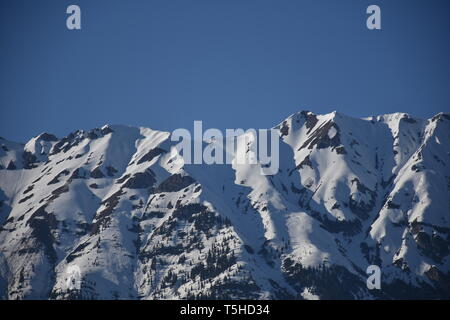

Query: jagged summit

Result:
[0,110,449,300]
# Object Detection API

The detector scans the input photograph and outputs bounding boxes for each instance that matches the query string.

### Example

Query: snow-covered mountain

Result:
[0,111,449,300]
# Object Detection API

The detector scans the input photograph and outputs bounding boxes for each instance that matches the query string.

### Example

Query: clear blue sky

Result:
[1,0,449,142]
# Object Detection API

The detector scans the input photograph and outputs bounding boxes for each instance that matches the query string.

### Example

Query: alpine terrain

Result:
[0,111,449,300]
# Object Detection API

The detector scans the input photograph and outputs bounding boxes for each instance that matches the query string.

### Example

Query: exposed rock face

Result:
[0,112,449,300]
[37,133,58,142]
[155,174,196,193]
[122,170,156,189]
[137,147,166,165]
[90,167,105,179]
[6,161,16,170]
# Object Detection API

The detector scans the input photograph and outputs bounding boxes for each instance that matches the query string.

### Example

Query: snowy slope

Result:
[0,111,449,300]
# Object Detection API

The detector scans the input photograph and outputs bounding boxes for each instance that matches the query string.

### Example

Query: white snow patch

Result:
[328,126,337,139]
[301,288,319,300]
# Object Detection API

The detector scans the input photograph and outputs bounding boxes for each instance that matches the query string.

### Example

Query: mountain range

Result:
[0,110,449,299]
